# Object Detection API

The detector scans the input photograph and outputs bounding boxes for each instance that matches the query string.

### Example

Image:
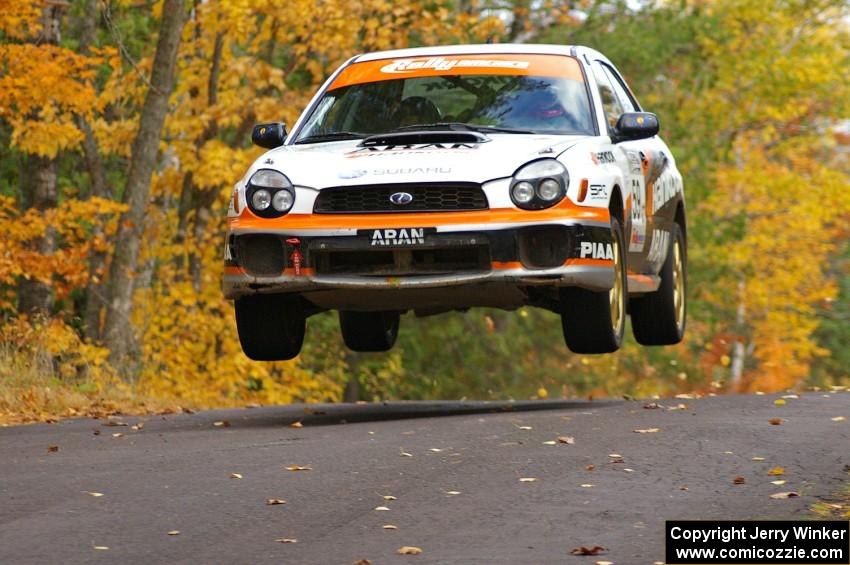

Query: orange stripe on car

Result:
[329,54,585,90]
[230,204,610,231]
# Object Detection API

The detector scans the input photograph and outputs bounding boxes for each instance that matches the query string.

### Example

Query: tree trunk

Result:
[103,0,187,366]
[18,4,64,317]
[18,155,58,316]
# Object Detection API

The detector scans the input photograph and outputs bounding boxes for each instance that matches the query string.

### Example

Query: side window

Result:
[590,61,623,131]
[601,64,638,113]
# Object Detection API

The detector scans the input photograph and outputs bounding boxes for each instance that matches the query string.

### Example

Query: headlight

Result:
[246,169,295,217]
[252,189,271,210]
[272,190,294,212]
[510,159,568,210]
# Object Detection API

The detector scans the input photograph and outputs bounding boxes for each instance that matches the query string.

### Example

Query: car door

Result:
[593,60,672,276]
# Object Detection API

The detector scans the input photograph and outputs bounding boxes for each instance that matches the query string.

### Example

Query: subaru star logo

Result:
[389,192,414,205]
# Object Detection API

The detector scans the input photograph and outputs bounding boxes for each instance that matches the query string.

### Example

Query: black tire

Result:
[560,217,626,354]
[630,222,687,345]
[235,294,306,361]
[339,311,400,352]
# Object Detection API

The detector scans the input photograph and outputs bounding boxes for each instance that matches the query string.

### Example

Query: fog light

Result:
[252,189,271,210]
[512,181,535,204]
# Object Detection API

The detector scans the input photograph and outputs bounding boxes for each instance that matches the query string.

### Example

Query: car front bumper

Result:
[222,217,615,302]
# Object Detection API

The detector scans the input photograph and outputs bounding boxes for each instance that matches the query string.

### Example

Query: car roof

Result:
[353,43,608,65]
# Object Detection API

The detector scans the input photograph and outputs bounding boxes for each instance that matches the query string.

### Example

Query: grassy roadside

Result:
[0,343,176,426]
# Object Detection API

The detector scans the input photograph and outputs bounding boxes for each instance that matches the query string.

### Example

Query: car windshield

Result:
[295,55,594,141]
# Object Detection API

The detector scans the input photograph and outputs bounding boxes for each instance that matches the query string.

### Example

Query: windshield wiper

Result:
[294,131,365,144]
[392,122,536,135]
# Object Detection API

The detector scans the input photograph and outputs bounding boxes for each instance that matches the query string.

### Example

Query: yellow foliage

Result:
[0,44,104,157]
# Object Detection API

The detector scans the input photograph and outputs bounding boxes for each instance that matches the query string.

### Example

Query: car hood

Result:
[253,134,589,188]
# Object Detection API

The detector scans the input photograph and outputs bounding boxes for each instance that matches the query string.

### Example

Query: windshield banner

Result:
[329,53,584,90]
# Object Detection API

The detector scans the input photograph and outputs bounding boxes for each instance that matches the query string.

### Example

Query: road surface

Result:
[1,392,848,564]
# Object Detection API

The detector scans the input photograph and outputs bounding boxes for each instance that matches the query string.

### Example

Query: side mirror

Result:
[251,122,287,149]
[613,112,659,142]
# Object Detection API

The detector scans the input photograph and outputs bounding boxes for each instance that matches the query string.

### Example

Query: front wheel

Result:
[559,217,626,354]
[235,294,306,361]
[339,311,400,352]
[630,223,686,345]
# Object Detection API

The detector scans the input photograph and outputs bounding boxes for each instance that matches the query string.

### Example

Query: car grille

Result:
[314,183,488,214]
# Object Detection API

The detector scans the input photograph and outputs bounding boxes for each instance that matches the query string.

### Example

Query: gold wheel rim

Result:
[672,237,685,331]
[609,233,624,336]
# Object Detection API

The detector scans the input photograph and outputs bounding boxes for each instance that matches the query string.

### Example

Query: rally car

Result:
[224,44,686,360]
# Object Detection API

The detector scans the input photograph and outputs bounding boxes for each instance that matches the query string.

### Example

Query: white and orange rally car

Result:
[224,44,686,360]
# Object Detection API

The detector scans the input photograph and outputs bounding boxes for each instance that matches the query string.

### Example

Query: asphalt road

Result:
[1,392,848,564]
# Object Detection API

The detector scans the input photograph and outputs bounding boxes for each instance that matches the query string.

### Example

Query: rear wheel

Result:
[630,223,686,345]
[235,294,306,361]
[339,311,400,352]
[560,217,626,354]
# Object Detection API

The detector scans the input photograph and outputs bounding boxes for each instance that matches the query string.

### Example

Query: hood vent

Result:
[359,130,490,148]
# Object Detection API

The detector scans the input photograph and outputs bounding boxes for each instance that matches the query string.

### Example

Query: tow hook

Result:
[286,238,303,276]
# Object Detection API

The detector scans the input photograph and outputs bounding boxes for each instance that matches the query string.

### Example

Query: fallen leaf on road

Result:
[679,486,689,491]
[383,495,397,500]
[290,421,303,428]
[623,468,635,473]
[782,394,799,399]
[400,450,413,457]
[112,432,124,438]
[229,473,243,479]
[383,524,397,530]
[519,477,537,482]
[131,423,144,431]
[516,425,533,431]
[374,506,390,511]
[397,546,422,555]
[767,467,785,476]
[285,465,312,471]
[353,560,372,565]
[93,546,109,550]
[832,417,847,422]
[733,476,746,485]
[770,491,799,499]
[93,430,101,436]
[275,538,297,543]
[167,530,180,536]
[668,403,689,411]
[558,436,575,444]
[102,421,128,427]
[213,420,230,427]
[769,418,783,425]
[586,464,596,471]
[723,451,734,454]
[771,480,787,485]
[445,491,461,496]
[571,545,606,555]
[595,561,614,565]
[752,456,766,461]
[266,498,286,505]
[675,393,697,399]
[774,399,786,406]
[543,440,557,445]
[633,428,660,433]
[581,483,594,488]
[643,402,659,409]
[47,445,59,453]
[86,491,104,497]
[608,453,622,458]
